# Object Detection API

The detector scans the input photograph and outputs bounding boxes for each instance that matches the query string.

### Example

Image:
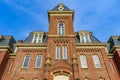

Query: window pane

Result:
[34,35,37,43]
[93,55,101,68]
[38,35,42,43]
[62,46,67,59]
[58,22,65,35]
[62,27,64,35]
[19,78,24,80]
[23,55,30,68]
[56,46,60,59]
[81,35,84,43]
[85,35,89,43]
[35,55,42,68]
[80,55,88,68]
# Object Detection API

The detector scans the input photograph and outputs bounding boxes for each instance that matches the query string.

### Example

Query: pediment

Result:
[50,60,72,72]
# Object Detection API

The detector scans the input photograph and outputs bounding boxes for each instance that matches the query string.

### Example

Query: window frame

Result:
[56,46,60,60]
[80,55,88,68]
[32,34,43,43]
[22,55,30,68]
[57,22,65,36]
[62,46,67,59]
[35,55,42,68]
[92,54,101,68]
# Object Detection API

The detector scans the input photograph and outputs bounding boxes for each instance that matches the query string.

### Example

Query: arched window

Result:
[33,78,39,80]
[54,74,69,80]
[62,46,67,59]
[58,22,65,35]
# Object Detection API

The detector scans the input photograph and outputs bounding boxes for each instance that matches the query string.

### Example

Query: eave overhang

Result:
[48,11,74,22]
[76,43,109,47]
[109,45,120,53]
[108,54,114,59]
[9,53,16,58]
[0,46,13,52]
[15,43,47,47]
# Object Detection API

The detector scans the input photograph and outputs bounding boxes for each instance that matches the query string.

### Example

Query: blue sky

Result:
[0,0,120,42]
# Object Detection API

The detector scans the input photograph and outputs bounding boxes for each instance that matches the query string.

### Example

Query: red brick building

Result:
[0,4,120,80]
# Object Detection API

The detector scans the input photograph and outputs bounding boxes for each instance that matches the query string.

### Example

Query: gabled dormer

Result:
[23,30,48,44]
[76,30,101,43]
[31,30,44,43]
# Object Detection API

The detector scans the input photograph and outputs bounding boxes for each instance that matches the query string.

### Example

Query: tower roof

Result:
[51,3,71,11]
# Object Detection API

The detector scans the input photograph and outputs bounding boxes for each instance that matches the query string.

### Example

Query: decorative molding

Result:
[0,46,13,52]
[22,48,47,53]
[76,43,109,47]
[15,43,47,47]
[48,35,74,37]
[109,45,120,52]
[76,48,101,52]
[108,54,114,58]
[9,53,16,58]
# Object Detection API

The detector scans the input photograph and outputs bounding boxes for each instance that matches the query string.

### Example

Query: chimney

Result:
[18,40,23,44]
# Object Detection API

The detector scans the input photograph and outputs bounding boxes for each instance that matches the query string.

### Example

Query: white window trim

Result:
[31,34,43,43]
[80,55,88,68]
[35,55,42,68]
[8,62,14,74]
[56,46,60,60]
[57,22,65,35]
[92,54,101,68]
[22,55,30,68]
[62,46,67,59]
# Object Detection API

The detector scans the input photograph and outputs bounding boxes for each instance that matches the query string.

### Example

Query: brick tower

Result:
[45,3,78,80]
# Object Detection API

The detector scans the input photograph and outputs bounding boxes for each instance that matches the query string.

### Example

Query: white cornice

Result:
[109,45,120,52]
[9,53,16,58]
[0,46,13,52]
[76,43,109,47]
[48,35,74,38]
[15,43,47,47]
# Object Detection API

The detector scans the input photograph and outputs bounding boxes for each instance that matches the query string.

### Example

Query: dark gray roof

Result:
[0,36,16,49]
[108,36,120,49]
[51,3,71,11]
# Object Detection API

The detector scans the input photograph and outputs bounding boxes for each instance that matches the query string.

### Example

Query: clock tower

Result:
[45,4,78,80]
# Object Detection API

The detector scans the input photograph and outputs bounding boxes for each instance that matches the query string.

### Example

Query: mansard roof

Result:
[0,35,16,52]
[108,36,120,49]
[51,3,71,11]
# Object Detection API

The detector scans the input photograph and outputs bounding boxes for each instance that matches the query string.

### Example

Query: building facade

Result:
[0,4,120,80]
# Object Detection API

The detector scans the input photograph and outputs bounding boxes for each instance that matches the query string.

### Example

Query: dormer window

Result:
[58,22,65,35]
[79,34,91,43]
[32,34,43,43]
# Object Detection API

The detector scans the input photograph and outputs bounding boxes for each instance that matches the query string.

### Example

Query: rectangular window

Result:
[56,46,60,59]
[35,55,42,68]
[92,55,101,68]
[85,35,89,43]
[80,55,88,68]
[34,34,37,43]
[62,46,67,59]
[22,55,30,68]
[81,35,84,43]
[38,35,42,43]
